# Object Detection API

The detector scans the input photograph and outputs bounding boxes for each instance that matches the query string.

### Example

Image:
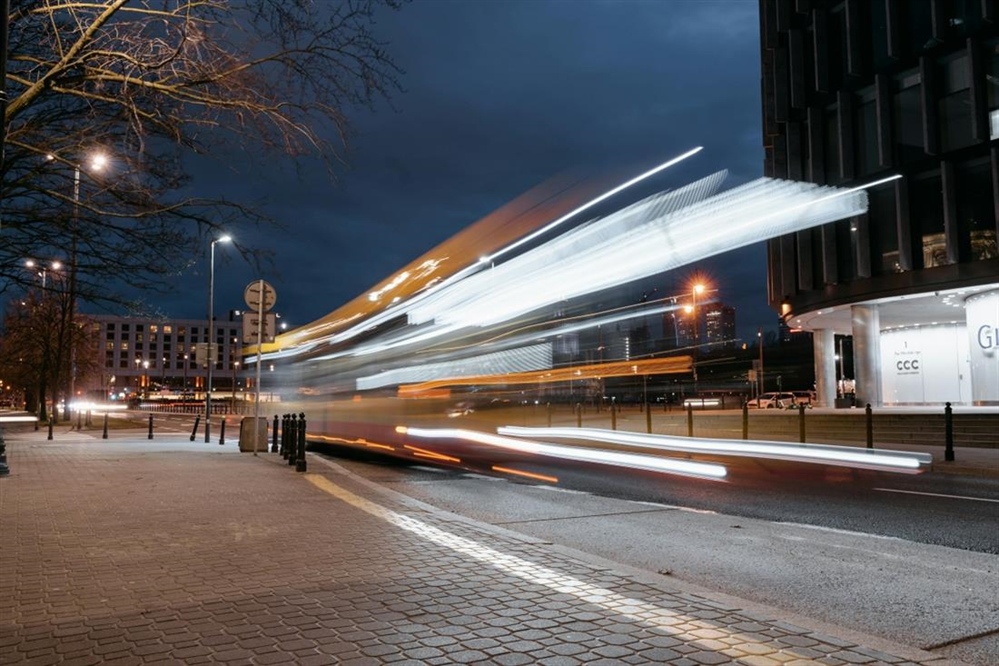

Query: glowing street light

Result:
[24,259,62,289]
[205,234,232,442]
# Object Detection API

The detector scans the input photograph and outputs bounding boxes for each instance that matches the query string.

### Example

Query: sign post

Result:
[243,280,276,456]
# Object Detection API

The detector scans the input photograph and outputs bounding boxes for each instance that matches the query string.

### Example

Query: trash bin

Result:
[238,417,268,452]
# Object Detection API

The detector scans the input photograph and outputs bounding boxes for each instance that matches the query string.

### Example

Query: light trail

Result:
[398,426,727,481]
[497,426,930,474]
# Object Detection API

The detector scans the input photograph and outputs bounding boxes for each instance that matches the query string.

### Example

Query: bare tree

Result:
[1,0,404,307]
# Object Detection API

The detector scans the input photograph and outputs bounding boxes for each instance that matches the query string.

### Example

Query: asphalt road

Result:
[317,445,999,666]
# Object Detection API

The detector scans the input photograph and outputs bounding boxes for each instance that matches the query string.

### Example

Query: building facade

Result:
[760,0,999,406]
[83,314,242,400]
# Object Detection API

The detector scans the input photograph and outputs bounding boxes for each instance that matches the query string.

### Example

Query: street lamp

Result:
[25,259,62,289]
[142,360,150,398]
[686,283,705,396]
[46,151,107,417]
[205,234,232,442]
[231,360,240,414]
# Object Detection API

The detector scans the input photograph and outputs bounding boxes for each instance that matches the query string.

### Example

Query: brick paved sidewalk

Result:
[0,428,969,665]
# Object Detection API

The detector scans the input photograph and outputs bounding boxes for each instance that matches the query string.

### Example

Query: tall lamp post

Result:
[686,283,705,395]
[205,235,231,442]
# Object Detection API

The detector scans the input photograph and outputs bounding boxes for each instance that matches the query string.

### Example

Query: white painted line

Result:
[874,488,999,504]
[775,522,904,541]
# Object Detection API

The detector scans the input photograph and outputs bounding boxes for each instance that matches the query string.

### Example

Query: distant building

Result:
[81,314,242,399]
[704,304,737,349]
[760,1,999,407]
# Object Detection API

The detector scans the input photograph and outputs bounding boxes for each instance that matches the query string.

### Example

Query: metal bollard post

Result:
[272,415,279,452]
[798,403,806,443]
[219,417,226,446]
[611,401,617,430]
[742,402,748,440]
[296,412,307,472]
[86,409,92,427]
[944,402,955,462]
[287,414,298,466]
[48,417,54,441]
[646,401,652,434]
[547,403,552,428]
[102,413,109,439]
[148,414,154,440]
[77,409,83,431]
[687,403,694,437]
[576,403,582,428]
[865,403,873,449]
[190,415,200,442]
[281,414,289,459]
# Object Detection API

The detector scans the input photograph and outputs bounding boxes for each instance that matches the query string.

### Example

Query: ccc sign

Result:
[896,359,920,371]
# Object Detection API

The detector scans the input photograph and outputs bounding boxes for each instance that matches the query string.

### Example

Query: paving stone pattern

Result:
[0,431,964,665]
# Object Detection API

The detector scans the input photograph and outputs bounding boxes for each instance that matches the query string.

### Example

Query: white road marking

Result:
[874,488,999,504]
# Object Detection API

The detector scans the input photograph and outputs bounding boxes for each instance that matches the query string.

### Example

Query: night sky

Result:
[169,1,768,343]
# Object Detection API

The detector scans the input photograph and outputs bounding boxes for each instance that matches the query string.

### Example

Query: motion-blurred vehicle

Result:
[754,392,797,409]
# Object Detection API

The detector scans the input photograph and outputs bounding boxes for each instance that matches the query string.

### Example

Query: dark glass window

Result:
[870,1,890,70]
[828,8,847,89]
[903,1,934,57]
[911,171,946,268]
[894,69,923,163]
[987,41,999,140]
[835,218,858,281]
[938,54,973,152]
[957,160,998,261]
[804,27,815,94]
[824,105,840,184]
[121,324,130,332]
[855,87,878,176]
[868,184,900,274]
[106,331,114,340]
[107,323,115,331]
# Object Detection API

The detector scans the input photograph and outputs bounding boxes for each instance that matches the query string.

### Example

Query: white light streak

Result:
[496,426,930,473]
[401,426,727,480]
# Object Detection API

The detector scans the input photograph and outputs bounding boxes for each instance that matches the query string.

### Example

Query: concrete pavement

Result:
[0,424,979,665]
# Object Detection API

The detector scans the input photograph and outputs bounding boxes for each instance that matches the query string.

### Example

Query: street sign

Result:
[242,311,277,344]
[243,280,277,313]
[195,342,219,367]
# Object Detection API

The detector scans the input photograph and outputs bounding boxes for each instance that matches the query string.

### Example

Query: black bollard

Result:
[148,414,154,440]
[611,402,617,430]
[742,402,749,440]
[48,417,54,441]
[944,402,955,462]
[281,414,289,459]
[645,401,652,434]
[798,403,806,443]
[0,427,9,476]
[687,403,694,437]
[272,415,279,452]
[86,409,92,427]
[190,415,200,442]
[102,413,109,439]
[219,417,226,446]
[296,412,307,472]
[287,414,298,466]
[547,403,552,428]
[865,403,873,449]
[576,403,582,428]
[77,409,83,431]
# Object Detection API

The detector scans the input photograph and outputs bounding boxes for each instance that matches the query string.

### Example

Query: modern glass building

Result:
[760,0,999,407]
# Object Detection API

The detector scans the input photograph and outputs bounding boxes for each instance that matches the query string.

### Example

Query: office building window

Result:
[163,325,172,335]
[868,183,900,274]
[824,105,840,184]
[957,160,998,261]
[911,171,946,268]
[987,41,999,140]
[105,341,114,351]
[894,69,924,162]
[855,86,878,176]
[903,2,934,58]
[120,341,129,352]
[870,1,890,70]
[938,53,973,152]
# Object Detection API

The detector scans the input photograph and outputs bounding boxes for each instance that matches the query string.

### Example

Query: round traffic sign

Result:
[244,280,277,312]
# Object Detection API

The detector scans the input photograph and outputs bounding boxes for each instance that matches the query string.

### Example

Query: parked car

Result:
[753,392,797,409]
[791,390,815,406]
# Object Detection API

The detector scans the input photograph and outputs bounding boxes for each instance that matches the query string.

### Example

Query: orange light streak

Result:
[404,444,461,463]
[491,466,558,484]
